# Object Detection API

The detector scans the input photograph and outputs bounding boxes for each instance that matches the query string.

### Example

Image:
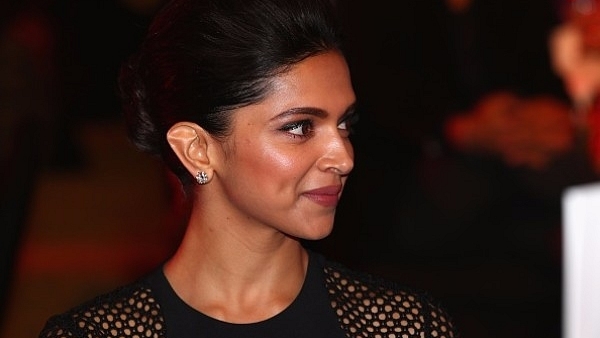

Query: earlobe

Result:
[166,122,211,176]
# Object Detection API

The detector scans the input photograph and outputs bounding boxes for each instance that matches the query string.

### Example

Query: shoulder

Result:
[319,255,460,338]
[38,276,165,338]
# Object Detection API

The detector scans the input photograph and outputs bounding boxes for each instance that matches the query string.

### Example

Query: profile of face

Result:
[181,51,356,241]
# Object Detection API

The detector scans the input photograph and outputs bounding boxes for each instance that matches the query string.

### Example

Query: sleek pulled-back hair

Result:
[118,0,343,188]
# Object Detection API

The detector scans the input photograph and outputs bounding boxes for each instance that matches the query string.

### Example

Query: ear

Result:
[166,122,214,180]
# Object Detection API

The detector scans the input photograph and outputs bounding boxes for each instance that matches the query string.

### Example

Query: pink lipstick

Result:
[302,185,342,207]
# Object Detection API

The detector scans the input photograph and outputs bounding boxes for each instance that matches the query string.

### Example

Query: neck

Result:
[163,210,309,323]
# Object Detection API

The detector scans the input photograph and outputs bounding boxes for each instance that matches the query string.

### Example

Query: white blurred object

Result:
[562,182,600,338]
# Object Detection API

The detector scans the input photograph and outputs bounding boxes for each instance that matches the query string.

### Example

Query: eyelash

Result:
[280,114,359,139]
[341,112,359,134]
[281,120,313,139]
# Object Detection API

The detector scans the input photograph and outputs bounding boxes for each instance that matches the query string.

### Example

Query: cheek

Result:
[235,139,303,183]
[258,144,302,179]
[266,145,296,165]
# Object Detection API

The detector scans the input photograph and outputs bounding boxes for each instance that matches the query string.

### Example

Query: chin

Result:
[301,223,335,241]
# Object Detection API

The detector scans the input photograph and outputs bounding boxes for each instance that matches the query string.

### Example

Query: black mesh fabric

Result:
[39,258,458,338]
[39,286,165,338]
[324,263,456,337]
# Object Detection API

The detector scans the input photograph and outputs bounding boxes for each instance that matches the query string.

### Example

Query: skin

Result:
[163,51,356,324]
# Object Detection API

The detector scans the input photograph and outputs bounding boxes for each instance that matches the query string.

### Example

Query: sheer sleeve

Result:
[324,262,459,338]
[38,285,165,338]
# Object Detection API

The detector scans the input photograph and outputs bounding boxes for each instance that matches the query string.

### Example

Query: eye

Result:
[338,120,349,131]
[338,112,359,135]
[280,120,314,138]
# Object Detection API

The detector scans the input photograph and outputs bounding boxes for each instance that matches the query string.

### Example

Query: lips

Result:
[302,185,342,207]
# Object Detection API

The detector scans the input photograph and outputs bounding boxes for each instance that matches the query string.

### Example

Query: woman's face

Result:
[213,51,356,241]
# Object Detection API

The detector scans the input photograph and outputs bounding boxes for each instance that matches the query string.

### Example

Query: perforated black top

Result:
[38,251,459,338]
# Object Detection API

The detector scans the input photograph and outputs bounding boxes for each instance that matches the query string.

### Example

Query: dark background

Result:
[2,0,599,337]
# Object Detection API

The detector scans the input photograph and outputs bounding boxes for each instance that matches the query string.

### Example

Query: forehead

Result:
[239,51,355,119]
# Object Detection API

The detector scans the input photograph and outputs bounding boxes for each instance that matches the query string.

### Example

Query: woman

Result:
[38,0,458,337]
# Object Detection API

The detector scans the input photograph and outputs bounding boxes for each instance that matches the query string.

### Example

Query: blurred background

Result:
[2,0,600,337]
[0,1,173,337]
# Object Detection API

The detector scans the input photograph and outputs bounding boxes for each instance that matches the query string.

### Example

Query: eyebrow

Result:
[276,103,357,120]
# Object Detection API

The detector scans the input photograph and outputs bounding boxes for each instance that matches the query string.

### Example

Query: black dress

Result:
[38,250,458,338]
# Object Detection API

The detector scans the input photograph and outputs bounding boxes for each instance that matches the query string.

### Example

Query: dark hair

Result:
[118,0,343,189]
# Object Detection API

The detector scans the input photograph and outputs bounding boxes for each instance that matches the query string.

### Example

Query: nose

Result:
[316,133,354,176]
